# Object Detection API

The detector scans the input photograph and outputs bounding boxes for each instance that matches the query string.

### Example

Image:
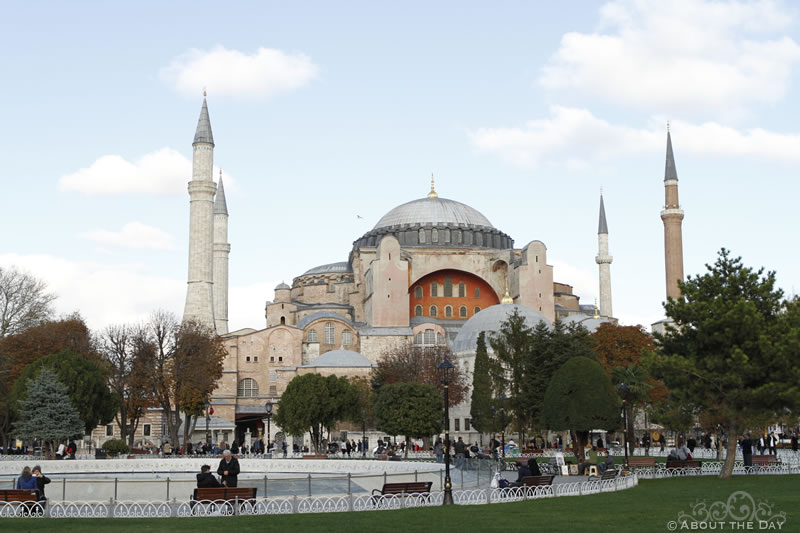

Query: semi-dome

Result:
[302,261,353,276]
[373,197,494,230]
[301,349,375,368]
[453,303,551,353]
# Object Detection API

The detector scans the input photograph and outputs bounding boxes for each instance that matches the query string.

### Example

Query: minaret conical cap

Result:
[664,129,678,182]
[214,173,228,215]
[193,97,215,146]
[598,194,609,234]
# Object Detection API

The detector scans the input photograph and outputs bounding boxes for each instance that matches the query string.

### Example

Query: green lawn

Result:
[1,476,796,532]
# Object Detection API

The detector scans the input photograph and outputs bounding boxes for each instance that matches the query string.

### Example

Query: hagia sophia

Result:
[174,97,683,448]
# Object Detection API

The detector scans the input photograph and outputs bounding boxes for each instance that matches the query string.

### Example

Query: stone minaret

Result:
[595,192,613,317]
[213,171,230,334]
[183,96,217,329]
[661,125,685,301]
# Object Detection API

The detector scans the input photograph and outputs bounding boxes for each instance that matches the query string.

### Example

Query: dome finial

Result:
[501,288,513,304]
[428,173,438,198]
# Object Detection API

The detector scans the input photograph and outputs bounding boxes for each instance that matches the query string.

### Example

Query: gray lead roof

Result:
[214,176,228,215]
[373,197,494,230]
[664,131,678,182]
[598,194,608,234]
[193,98,215,146]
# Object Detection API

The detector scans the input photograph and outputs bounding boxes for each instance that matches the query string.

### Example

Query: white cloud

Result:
[0,253,184,331]
[81,222,175,250]
[470,106,800,169]
[228,281,276,332]
[540,0,800,117]
[59,147,234,196]
[551,260,598,309]
[160,46,318,99]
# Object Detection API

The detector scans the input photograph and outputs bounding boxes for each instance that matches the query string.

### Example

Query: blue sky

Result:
[2,0,799,332]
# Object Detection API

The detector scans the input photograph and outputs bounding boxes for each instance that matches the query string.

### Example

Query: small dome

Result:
[275,282,291,290]
[453,303,551,353]
[302,349,375,368]
[373,197,494,230]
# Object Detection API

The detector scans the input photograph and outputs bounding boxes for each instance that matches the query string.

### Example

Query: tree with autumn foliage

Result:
[134,311,227,447]
[371,343,468,407]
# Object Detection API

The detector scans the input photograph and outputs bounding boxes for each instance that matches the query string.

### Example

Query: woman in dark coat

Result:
[32,465,50,501]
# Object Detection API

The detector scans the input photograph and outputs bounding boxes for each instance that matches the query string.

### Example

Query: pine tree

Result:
[469,332,493,442]
[13,368,83,456]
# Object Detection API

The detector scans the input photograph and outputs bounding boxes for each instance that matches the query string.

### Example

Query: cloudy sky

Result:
[2,0,799,333]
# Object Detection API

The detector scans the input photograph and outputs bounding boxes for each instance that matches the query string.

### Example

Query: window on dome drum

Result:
[458,282,466,297]
[460,306,467,318]
[415,305,423,317]
[430,305,438,317]
[444,276,452,297]
[324,322,335,344]
[432,228,438,242]
[431,282,438,297]
[238,378,259,398]
[424,329,435,344]
[415,286,423,299]
[342,330,352,346]
[308,329,318,342]
[474,306,481,314]
[475,287,480,298]
[419,228,426,243]
[445,305,453,317]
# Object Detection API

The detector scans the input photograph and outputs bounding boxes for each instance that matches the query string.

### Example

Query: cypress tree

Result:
[469,332,493,443]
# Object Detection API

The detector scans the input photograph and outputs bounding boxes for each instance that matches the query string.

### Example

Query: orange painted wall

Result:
[409,269,499,320]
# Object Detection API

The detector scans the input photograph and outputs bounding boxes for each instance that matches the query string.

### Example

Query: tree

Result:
[375,382,442,457]
[646,249,800,479]
[0,315,94,448]
[135,311,227,447]
[11,349,117,433]
[540,357,621,462]
[372,343,468,407]
[13,368,83,457]
[99,324,151,446]
[0,266,56,339]
[611,365,651,457]
[469,332,494,441]
[273,373,354,453]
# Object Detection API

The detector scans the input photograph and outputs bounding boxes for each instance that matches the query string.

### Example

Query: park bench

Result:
[600,469,618,480]
[665,460,702,470]
[751,455,780,466]
[190,487,257,514]
[371,481,432,504]
[0,489,42,515]
[627,457,656,469]
[521,475,554,487]
[302,454,328,460]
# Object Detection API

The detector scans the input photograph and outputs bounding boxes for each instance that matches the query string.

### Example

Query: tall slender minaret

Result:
[595,192,613,317]
[183,95,217,329]
[661,124,685,301]
[213,171,230,334]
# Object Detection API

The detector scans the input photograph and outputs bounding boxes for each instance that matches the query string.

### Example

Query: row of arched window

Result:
[306,322,353,346]
[238,378,279,398]
[414,282,480,299]
[413,329,445,345]
[414,305,480,318]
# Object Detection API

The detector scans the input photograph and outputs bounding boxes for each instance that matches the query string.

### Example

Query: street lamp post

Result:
[265,402,273,455]
[437,358,455,506]
[618,383,629,467]
[205,401,212,447]
[361,409,367,458]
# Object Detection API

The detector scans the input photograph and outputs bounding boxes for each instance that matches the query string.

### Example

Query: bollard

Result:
[166,477,170,501]
[414,470,418,482]
[307,474,312,496]
[383,471,387,486]
[264,475,268,498]
[62,477,66,501]
[114,477,118,501]
[234,495,239,515]
[347,473,351,495]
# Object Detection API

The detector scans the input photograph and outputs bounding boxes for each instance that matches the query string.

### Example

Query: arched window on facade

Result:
[429,305,438,317]
[424,329,435,345]
[237,378,259,398]
[415,305,423,317]
[324,322,335,345]
[414,332,424,344]
[342,330,352,346]
[307,329,318,342]
[431,282,438,297]
[436,332,444,344]
[475,287,480,298]
[459,306,467,318]
[415,286,423,299]
[445,305,453,317]
[459,282,466,297]
[474,306,481,315]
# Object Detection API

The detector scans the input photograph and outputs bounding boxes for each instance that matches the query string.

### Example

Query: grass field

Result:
[1,476,796,532]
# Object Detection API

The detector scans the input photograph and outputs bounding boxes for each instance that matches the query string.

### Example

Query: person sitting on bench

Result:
[578,446,599,475]
[197,465,222,488]
[510,461,532,487]
[598,452,615,473]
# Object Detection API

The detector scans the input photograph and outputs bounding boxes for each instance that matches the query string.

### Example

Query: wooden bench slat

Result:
[666,460,701,469]
[372,481,432,496]
[521,475,554,487]
[192,487,257,501]
[627,457,656,466]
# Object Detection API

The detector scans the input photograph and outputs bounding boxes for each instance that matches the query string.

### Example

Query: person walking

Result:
[434,437,443,463]
[31,466,50,502]
[217,449,240,487]
[768,432,778,455]
[741,433,754,468]
[454,437,466,468]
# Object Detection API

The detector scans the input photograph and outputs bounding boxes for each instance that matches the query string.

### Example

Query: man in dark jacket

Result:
[197,465,222,488]
[741,433,754,467]
[217,450,240,487]
[510,461,532,487]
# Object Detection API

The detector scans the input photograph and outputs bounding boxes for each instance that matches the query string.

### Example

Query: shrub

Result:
[101,438,130,454]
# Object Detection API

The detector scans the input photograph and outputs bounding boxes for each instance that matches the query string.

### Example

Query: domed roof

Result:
[275,282,291,290]
[373,197,494,230]
[301,349,375,368]
[453,303,551,353]
[302,261,353,276]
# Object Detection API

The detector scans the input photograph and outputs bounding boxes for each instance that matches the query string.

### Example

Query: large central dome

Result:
[373,197,494,230]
